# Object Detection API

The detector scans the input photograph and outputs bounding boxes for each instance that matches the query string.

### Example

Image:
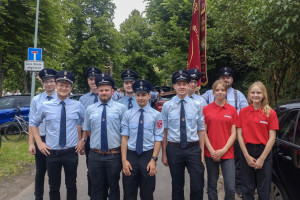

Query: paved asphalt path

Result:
[11,152,212,200]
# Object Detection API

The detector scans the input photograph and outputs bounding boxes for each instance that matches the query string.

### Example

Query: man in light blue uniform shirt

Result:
[201,67,248,196]
[31,70,85,200]
[112,86,124,101]
[201,67,248,113]
[28,68,57,200]
[78,66,102,198]
[121,80,163,200]
[161,70,206,200]
[187,68,207,106]
[117,69,138,109]
[80,73,127,200]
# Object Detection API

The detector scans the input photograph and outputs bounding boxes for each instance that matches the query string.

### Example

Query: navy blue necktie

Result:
[101,104,108,152]
[128,97,133,109]
[190,96,193,99]
[136,109,144,155]
[59,101,66,148]
[46,96,52,101]
[180,100,187,148]
[93,93,98,103]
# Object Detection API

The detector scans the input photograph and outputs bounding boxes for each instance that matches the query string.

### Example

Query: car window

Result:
[0,98,14,109]
[294,114,300,146]
[13,97,30,107]
[278,110,299,143]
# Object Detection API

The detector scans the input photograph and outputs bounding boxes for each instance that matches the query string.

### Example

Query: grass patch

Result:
[0,136,35,178]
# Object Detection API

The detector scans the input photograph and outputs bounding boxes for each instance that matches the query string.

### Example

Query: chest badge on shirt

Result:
[224,114,232,119]
[157,120,163,129]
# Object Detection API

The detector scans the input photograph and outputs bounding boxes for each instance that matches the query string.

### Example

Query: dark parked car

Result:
[271,100,300,200]
[69,94,83,101]
[155,91,176,112]
[0,95,30,125]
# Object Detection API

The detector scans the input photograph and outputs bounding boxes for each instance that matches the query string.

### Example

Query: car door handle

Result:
[278,152,292,161]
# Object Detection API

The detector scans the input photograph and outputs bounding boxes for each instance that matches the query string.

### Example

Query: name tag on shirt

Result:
[260,121,268,125]
[224,114,232,119]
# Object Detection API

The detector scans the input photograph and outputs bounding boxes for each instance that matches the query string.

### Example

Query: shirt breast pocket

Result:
[129,123,138,130]
[67,113,79,121]
[89,114,100,130]
[144,123,154,142]
[168,114,179,129]
[45,114,58,132]
[186,114,197,128]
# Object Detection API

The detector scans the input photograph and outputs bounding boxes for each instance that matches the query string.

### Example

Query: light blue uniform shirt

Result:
[121,104,164,152]
[31,98,85,150]
[112,91,124,101]
[201,87,248,113]
[190,94,207,107]
[79,91,100,108]
[83,98,127,150]
[29,92,57,136]
[161,95,205,143]
[117,95,138,109]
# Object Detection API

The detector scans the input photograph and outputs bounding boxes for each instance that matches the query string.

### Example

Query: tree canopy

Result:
[1,0,299,103]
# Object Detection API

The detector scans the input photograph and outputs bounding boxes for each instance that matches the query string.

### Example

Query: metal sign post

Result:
[30,0,40,100]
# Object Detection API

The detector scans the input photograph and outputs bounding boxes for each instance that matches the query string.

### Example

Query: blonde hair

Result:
[212,80,228,93]
[212,80,228,103]
[247,81,272,117]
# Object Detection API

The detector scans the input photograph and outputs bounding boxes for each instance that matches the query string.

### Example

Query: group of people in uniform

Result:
[28,66,279,200]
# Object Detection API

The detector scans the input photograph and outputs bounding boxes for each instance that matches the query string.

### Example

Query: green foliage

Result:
[207,0,300,103]
[1,0,299,103]
[0,0,70,95]
[66,0,122,92]
[119,10,159,85]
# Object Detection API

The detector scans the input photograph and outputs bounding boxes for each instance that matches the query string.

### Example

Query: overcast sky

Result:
[112,0,147,30]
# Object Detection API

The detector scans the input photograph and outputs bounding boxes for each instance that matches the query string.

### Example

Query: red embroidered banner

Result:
[199,0,208,86]
[187,0,208,86]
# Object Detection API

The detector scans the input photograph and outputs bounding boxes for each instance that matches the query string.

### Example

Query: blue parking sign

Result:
[28,48,42,61]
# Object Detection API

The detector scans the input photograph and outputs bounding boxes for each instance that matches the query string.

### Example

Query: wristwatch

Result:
[81,138,87,142]
[151,156,158,162]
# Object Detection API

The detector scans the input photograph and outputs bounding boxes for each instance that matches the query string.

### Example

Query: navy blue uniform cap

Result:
[85,67,102,78]
[187,68,202,81]
[55,70,75,85]
[121,69,138,81]
[95,73,115,88]
[39,68,57,81]
[218,67,234,77]
[172,70,191,84]
[132,80,153,93]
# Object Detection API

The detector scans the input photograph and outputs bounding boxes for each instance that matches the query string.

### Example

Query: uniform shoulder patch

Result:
[156,120,163,129]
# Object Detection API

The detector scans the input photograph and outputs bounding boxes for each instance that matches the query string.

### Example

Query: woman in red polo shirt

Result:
[237,81,278,199]
[203,80,238,200]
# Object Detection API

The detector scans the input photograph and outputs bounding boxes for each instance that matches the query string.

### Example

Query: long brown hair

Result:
[247,81,272,117]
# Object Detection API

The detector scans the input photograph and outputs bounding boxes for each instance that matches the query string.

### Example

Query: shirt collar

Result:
[138,104,150,112]
[97,98,113,107]
[249,104,262,112]
[212,101,228,109]
[53,97,70,105]
[43,91,57,99]
[174,95,190,104]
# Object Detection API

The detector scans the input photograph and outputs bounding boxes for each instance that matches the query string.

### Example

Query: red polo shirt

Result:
[236,105,279,145]
[203,101,238,159]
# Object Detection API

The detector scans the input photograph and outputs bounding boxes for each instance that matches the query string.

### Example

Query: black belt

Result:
[91,147,121,155]
[168,141,199,148]
[49,147,76,155]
